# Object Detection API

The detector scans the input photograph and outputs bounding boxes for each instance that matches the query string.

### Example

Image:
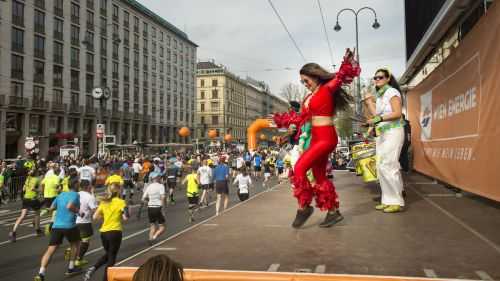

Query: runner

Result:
[74,180,97,267]
[197,160,212,207]
[141,172,166,245]
[34,179,81,281]
[214,157,230,216]
[253,153,262,178]
[276,157,285,184]
[10,168,43,242]
[233,168,252,201]
[79,159,96,185]
[105,168,124,193]
[40,167,61,217]
[165,160,179,204]
[263,159,272,189]
[83,184,129,281]
[121,160,135,203]
[132,158,142,189]
[182,166,200,222]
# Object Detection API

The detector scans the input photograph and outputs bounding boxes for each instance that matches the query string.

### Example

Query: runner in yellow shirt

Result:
[83,184,129,281]
[40,173,61,217]
[182,167,200,222]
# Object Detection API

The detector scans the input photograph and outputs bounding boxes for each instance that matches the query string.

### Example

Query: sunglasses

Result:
[300,79,310,85]
[373,76,386,81]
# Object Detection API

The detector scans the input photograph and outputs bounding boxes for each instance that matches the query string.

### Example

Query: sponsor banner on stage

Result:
[407,2,500,201]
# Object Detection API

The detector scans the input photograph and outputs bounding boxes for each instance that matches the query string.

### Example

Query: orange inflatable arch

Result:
[246,118,272,151]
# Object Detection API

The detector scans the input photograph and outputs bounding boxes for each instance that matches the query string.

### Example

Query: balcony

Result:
[87,22,94,31]
[87,0,94,10]
[54,55,63,64]
[71,37,80,46]
[31,99,49,110]
[54,31,63,41]
[113,15,118,22]
[11,42,24,53]
[51,101,67,112]
[85,106,96,115]
[71,59,80,68]
[69,103,82,114]
[54,7,64,18]
[11,70,23,80]
[12,15,24,27]
[100,8,107,16]
[7,96,29,108]
[34,24,45,34]
[71,15,80,25]
[86,64,94,72]
[34,73,44,84]
[35,0,45,9]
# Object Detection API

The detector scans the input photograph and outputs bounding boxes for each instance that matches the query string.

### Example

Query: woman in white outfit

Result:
[363,68,405,213]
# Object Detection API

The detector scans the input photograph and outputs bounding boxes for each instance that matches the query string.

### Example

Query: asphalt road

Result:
[0,176,279,281]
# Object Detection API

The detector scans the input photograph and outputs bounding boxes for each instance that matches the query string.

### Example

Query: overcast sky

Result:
[139,0,406,95]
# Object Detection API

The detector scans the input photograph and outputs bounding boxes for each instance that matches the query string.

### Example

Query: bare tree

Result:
[279,83,308,102]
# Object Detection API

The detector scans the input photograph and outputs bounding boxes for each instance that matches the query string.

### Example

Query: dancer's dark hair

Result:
[132,254,183,281]
[300,63,353,113]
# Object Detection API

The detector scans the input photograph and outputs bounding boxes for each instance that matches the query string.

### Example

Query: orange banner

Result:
[407,2,500,201]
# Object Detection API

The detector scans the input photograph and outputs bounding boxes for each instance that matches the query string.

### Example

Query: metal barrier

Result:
[7,176,26,201]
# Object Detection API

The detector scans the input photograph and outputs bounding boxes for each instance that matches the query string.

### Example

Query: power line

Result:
[316,0,335,70]
[267,0,307,63]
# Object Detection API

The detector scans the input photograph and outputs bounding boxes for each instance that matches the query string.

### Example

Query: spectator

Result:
[132,254,183,281]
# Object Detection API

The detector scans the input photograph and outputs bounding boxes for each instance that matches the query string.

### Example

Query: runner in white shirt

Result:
[233,169,252,201]
[236,156,245,170]
[78,160,96,184]
[142,172,166,245]
[75,180,97,267]
[197,160,213,207]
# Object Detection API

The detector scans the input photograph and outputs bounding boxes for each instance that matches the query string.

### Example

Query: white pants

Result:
[376,127,405,206]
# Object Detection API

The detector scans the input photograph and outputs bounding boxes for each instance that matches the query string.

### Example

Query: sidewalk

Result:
[120,171,500,280]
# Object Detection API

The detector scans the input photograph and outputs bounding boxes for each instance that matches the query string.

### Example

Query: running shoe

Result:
[33,274,44,281]
[383,205,403,213]
[83,267,96,281]
[75,259,89,267]
[291,206,314,228]
[375,204,388,210]
[319,210,344,228]
[64,247,71,261]
[64,267,82,276]
[35,229,43,237]
[9,231,16,243]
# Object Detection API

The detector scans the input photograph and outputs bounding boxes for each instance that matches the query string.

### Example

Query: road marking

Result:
[116,182,284,266]
[0,210,11,214]
[410,185,500,255]
[154,247,177,251]
[0,233,36,246]
[263,224,287,228]
[423,269,438,278]
[202,223,218,227]
[267,264,280,272]
[475,271,493,280]
[314,265,326,273]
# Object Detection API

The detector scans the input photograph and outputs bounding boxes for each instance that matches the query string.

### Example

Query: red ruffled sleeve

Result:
[273,109,311,141]
[325,52,361,92]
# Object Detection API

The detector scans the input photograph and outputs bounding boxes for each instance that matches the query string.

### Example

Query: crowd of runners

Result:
[0,148,293,281]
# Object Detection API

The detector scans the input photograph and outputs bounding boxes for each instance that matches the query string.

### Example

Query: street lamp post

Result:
[334,7,380,116]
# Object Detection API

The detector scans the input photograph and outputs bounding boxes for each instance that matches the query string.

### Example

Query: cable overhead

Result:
[267,0,307,63]
[317,0,335,69]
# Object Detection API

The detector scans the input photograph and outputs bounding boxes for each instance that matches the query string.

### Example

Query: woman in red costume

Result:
[273,49,360,228]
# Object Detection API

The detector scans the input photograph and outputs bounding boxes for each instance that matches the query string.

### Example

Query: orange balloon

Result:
[178,127,191,137]
[260,134,267,141]
[224,134,233,142]
[271,136,277,142]
[208,129,217,139]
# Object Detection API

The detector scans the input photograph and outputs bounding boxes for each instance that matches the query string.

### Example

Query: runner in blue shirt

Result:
[214,158,230,216]
[253,154,262,178]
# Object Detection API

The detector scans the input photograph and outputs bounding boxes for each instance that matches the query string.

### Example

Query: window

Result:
[54,0,64,17]
[34,60,44,83]
[112,42,119,59]
[124,47,130,64]
[11,28,24,53]
[71,3,80,24]
[124,65,130,81]
[200,103,205,112]
[87,0,94,10]
[53,42,63,64]
[212,89,218,99]
[84,31,94,50]
[123,10,130,26]
[71,47,80,67]
[211,101,219,111]
[143,22,148,36]
[86,74,94,92]
[71,92,79,108]
[134,51,139,67]
[87,10,94,30]
[71,70,80,90]
[34,10,45,33]
[34,86,45,105]
[124,29,130,45]
[112,61,118,78]
[212,116,219,125]
[160,46,164,57]
[11,55,23,80]
[100,37,107,53]
[86,52,94,71]
[212,79,218,87]
[12,1,24,27]
[101,57,107,74]
[134,16,139,32]
[100,0,107,15]
[200,91,205,99]
[53,65,63,87]
[143,38,148,52]
[53,89,63,104]
[54,18,64,40]
[112,4,119,21]
[11,82,23,99]
[71,25,80,45]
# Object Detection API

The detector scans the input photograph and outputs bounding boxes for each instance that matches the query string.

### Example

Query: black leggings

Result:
[94,231,122,281]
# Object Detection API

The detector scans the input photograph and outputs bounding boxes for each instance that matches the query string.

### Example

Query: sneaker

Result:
[64,267,82,276]
[383,205,403,213]
[83,267,96,281]
[35,229,43,237]
[319,210,344,228]
[9,231,16,243]
[64,247,71,261]
[291,206,314,228]
[75,259,88,267]
[34,273,44,281]
[375,204,388,210]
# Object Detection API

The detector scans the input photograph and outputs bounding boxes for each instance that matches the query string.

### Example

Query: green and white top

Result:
[375,85,403,134]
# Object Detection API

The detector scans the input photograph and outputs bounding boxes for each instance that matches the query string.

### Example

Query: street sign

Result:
[25,137,36,150]
[92,87,103,99]
[103,135,116,145]
[96,123,105,134]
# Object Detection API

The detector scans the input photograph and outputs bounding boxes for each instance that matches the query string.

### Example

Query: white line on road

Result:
[202,224,218,226]
[0,233,36,246]
[314,265,326,273]
[475,271,493,280]
[0,210,11,214]
[267,264,280,272]
[423,269,438,278]
[154,247,177,251]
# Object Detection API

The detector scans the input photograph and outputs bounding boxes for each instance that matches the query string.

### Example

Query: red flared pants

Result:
[292,125,339,211]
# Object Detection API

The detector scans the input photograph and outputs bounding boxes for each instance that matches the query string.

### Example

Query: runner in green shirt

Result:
[9,169,43,242]
[40,173,61,217]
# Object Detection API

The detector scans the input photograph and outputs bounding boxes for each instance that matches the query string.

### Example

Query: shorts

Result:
[77,223,94,239]
[277,167,284,174]
[215,181,229,195]
[245,161,251,167]
[22,199,41,211]
[187,196,199,205]
[254,166,261,172]
[237,190,249,201]
[201,184,210,190]
[264,172,271,178]
[133,173,139,182]
[147,207,165,224]
[49,227,80,246]
[123,180,133,189]
[43,197,56,209]
[209,183,215,190]
[167,180,176,189]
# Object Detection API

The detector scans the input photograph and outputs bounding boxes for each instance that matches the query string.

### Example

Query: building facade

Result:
[196,61,288,144]
[0,0,197,159]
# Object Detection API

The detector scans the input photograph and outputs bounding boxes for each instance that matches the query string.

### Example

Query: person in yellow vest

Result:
[83,184,129,281]
[40,168,62,217]
[182,166,200,223]
[9,169,43,242]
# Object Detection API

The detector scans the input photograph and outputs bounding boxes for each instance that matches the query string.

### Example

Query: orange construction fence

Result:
[108,267,449,281]
[247,118,272,151]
